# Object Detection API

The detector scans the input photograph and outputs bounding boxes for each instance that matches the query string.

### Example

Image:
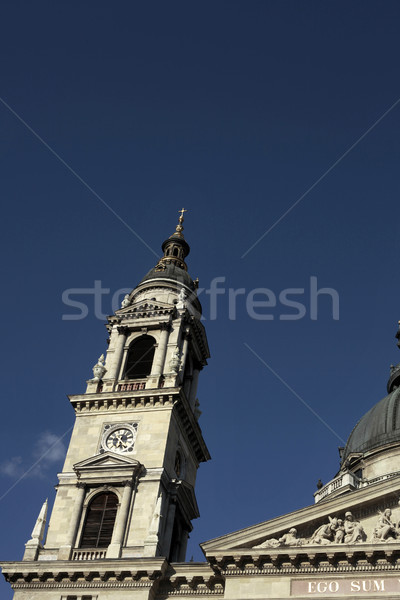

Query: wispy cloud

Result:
[0,430,68,481]
[0,456,23,478]
[34,431,67,466]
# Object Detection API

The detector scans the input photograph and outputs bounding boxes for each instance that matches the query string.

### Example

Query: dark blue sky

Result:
[1,2,400,597]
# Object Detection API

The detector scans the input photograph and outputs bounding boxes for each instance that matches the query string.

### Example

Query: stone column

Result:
[58,483,86,560]
[151,323,170,376]
[147,323,170,388]
[179,332,190,378]
[177,529,190,562]
[107,481,134,558]
[160,497,177,558]
[106,326,129,382]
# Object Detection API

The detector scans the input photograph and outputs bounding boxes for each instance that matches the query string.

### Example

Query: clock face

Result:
[105,427,135,453]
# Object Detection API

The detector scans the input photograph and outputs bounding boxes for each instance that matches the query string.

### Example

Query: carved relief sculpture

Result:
[310,517,339,545]
[253,528,304,549]
[372,509,400,542]
[170,348,181,373]
[343,511,365,543]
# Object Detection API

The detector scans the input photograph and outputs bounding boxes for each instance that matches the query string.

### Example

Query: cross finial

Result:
[178,207,187,223]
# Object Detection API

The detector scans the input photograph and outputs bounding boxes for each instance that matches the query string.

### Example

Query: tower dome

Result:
[341,387,400,464]
[137,208,198,293]
[315,323,400,504]
[340,322,400,476]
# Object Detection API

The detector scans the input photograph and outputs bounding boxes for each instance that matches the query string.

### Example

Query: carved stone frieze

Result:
[251,507,400,549]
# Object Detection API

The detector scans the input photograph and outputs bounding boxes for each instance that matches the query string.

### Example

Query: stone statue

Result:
[254,528,304,549]
[310,516,339,545]
[373,509,399,541]
[343,511,365,543]
[121,294,131,308]
[177,289,187,309]
[278,528,304,546]
[334,519,345,543]
[148,493,163,538]
[92,354,106,381]
[170,348,181,373]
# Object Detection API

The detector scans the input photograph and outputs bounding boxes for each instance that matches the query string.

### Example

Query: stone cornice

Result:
[0,557,168,589]
[1,559,225,596]
[159,562,225,596]
[173,391,211,465]
[69,389,178,413]
[207,544,400,576]
[68,389,210,464]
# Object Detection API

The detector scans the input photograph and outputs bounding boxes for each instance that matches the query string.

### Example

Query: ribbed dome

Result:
[139,263,196,291]
[341,387,400,464]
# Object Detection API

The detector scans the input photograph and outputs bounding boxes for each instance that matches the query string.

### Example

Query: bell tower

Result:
[2,211,210,598]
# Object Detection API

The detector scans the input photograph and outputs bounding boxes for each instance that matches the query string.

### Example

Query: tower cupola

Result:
[157,208,190,271]
[387,321,400,393]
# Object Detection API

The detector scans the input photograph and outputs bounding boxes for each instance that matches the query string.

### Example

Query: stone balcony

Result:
[314,472,360,503]
[72,548,107,560]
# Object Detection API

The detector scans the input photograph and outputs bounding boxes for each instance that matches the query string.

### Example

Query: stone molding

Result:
[1,558,168,589]
[1,559,224,596]
[207,544,400,575]
[69,389,210,464]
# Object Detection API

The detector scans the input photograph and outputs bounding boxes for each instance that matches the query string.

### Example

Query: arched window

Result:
[80,492,118,548]
[124,335,155,379]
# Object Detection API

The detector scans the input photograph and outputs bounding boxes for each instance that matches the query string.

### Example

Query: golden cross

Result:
[179,208,187,220]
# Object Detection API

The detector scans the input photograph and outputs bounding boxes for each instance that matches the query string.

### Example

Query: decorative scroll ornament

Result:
[92,354,107,381]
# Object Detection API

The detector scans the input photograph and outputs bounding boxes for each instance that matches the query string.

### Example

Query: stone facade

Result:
[3,215,400,599]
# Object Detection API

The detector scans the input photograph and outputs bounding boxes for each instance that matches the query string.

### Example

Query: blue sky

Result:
[1,1,400,597]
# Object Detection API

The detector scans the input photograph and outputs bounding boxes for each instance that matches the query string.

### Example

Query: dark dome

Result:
[138,263,196,291]
[342,387,400,464]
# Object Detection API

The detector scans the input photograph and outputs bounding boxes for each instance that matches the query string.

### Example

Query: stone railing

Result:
[117,380,146,391]
[314,472,360,503]
[72,549,106,560]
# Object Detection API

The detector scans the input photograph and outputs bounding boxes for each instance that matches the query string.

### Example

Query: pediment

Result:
[201,476,400,556]
[74,451,142,476]
[116,299,173,317]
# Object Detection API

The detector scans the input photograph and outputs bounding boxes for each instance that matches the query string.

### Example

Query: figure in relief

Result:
[343,511,365,543]
[310,516,339,544]
[170,348,181,373]
[334,519,345,543]
[373,509,399,541]
[253,528,304,549]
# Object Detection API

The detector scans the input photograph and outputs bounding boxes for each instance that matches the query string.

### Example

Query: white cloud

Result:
[0,431,67,480]
[34,431,67,465]
[0,456,23,477]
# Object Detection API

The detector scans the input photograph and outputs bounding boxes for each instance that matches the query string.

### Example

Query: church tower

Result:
[2,210,211,599]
